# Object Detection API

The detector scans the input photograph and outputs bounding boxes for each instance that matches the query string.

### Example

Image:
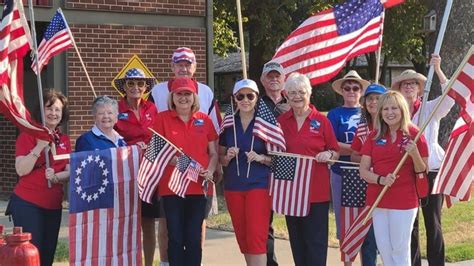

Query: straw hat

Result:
[391,69,426,95]
[331,70,370,95]
[114,68,156,94]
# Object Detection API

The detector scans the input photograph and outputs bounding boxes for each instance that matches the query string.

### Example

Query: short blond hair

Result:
[167,92,200,113]
[374,91,411,140]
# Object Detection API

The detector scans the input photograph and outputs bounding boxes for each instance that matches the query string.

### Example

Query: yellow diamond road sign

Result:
[111,55,157,98]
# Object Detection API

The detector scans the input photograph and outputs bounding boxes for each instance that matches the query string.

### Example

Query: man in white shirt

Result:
[150,47,220,266]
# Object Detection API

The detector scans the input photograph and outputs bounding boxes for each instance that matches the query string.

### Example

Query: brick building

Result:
[0,0,214,198]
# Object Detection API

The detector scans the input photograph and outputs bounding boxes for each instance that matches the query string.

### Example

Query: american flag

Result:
[253,99,286,152]
[69,146,142,265]
[219,103,234,134]
[272,0,404,86]
[270,154,313,217]
[0,0,51,140]
[340,166,369,262]
[355,114,369,143]
[340,205,372,258]
[433,48,474,203]
[169,153,203,198]
[137,133,177,203]
[31,10,72,74]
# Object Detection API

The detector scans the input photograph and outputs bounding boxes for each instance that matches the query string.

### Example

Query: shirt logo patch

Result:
[118,113,129,120]
[376,139,387,145]
[193,119,204,126]
[58,142,66,150]
[309,119,321,133]
[145,113,152,121]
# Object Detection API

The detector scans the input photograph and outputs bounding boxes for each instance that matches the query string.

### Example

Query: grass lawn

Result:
[207,196,474,262]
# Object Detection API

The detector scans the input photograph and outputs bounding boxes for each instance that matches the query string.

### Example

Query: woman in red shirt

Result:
[152,77,218,266]
[7,90,71,266]
[359,91,429,266]
[113,67,159,266]
[277,72,340,266]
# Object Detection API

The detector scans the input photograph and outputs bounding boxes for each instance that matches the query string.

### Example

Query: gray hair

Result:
[92,96,118,116]
[284,72,312,95]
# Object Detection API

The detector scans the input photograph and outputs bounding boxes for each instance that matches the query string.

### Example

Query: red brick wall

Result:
[67,24,207,144]
[0,117,18,199]
[65,0,205,16]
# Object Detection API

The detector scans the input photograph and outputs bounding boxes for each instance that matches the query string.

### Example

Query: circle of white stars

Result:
[74,155,110,203]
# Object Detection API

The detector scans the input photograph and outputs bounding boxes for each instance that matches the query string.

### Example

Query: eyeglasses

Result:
[235,93,256,101]
[342,86,361,92]
[400,81,419,87]
[126,80,146,88]
[287,90,307,97]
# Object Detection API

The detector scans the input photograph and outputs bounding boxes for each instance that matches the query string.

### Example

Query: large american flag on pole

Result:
[31,9,72,74]
[169,153,203,198]
[137,133,177,203]
[340,205,372,257]
[0,0,51,140]
[270,154,313,217]
[340,166,369,262]
[272,0,404,86]
[433,48,474,202]
[69,146,142,265]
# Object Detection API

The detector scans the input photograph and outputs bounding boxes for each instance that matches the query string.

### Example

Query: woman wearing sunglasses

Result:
[113,67,160,266]
[327,70,369,256]
[219,79,273,266]
[277,72,339,266]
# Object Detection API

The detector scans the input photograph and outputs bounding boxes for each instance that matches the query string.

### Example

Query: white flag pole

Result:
[374,11,385,84]
[58,8,97,98]
[417,0,453,126]
[27,0,51,188]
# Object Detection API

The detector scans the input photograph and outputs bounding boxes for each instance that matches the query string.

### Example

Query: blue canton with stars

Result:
[334,0,383,35]
[271,155,297,181]
[43,11,68,40]
[69,149,114,213]
[341,167,368,207]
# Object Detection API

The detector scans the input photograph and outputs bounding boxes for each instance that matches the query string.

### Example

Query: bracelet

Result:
[52,174,59,183]
[30,151,40,158]
[377,175,382,185]
[328,150,334,160]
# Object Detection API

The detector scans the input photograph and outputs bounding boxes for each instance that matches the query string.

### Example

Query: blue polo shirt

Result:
[327,106,361,175]
[75,125,127,152]
[219,113,270,191]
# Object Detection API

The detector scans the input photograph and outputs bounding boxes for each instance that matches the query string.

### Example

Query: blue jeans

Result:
[8,194,62,266]
[162,195,207,266]
[361,225,378,266]
[285,202,329,266]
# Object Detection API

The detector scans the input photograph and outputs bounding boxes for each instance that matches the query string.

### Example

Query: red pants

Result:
[225,189,271,254]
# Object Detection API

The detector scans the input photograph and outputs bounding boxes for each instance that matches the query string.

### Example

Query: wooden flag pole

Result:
[231,97,240,176]
[417,0,453,126]
[58,8,97,98]
[362,45,474,224]
[147,127,181,152]
[236,0,247,79]
[268,151,360,166]
[27,0,51,188]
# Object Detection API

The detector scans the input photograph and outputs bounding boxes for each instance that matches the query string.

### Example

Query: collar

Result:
[92,125,124,143]
[262,94,287,104]
[412,98,422,118]
[169,109,200,119]
[283,104,318,120]
[119,97,148,112]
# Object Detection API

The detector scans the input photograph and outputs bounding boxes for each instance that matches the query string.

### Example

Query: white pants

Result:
[372,207,418,266]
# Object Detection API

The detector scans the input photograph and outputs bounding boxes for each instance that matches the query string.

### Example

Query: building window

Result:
[22,0,51,6]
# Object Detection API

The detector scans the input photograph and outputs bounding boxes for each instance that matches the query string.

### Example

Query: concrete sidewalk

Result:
[1,200,472,265]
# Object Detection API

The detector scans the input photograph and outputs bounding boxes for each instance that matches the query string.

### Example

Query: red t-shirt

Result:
[14,132,71,209]
[114,98,158,145]
[360,125,429,209]
[152,110,218,196]
[278,105,340,203]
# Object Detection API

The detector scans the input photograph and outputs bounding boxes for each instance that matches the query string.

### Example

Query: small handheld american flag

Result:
[168,153,203,198]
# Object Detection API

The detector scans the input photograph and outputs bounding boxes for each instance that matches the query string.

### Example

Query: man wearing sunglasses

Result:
[260,61,290,118]
[149,47,221,266]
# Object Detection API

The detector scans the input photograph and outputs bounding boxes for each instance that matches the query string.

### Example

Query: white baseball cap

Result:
[233,79,259,95]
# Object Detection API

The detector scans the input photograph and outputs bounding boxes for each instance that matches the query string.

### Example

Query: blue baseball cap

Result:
[364,84,387,97]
